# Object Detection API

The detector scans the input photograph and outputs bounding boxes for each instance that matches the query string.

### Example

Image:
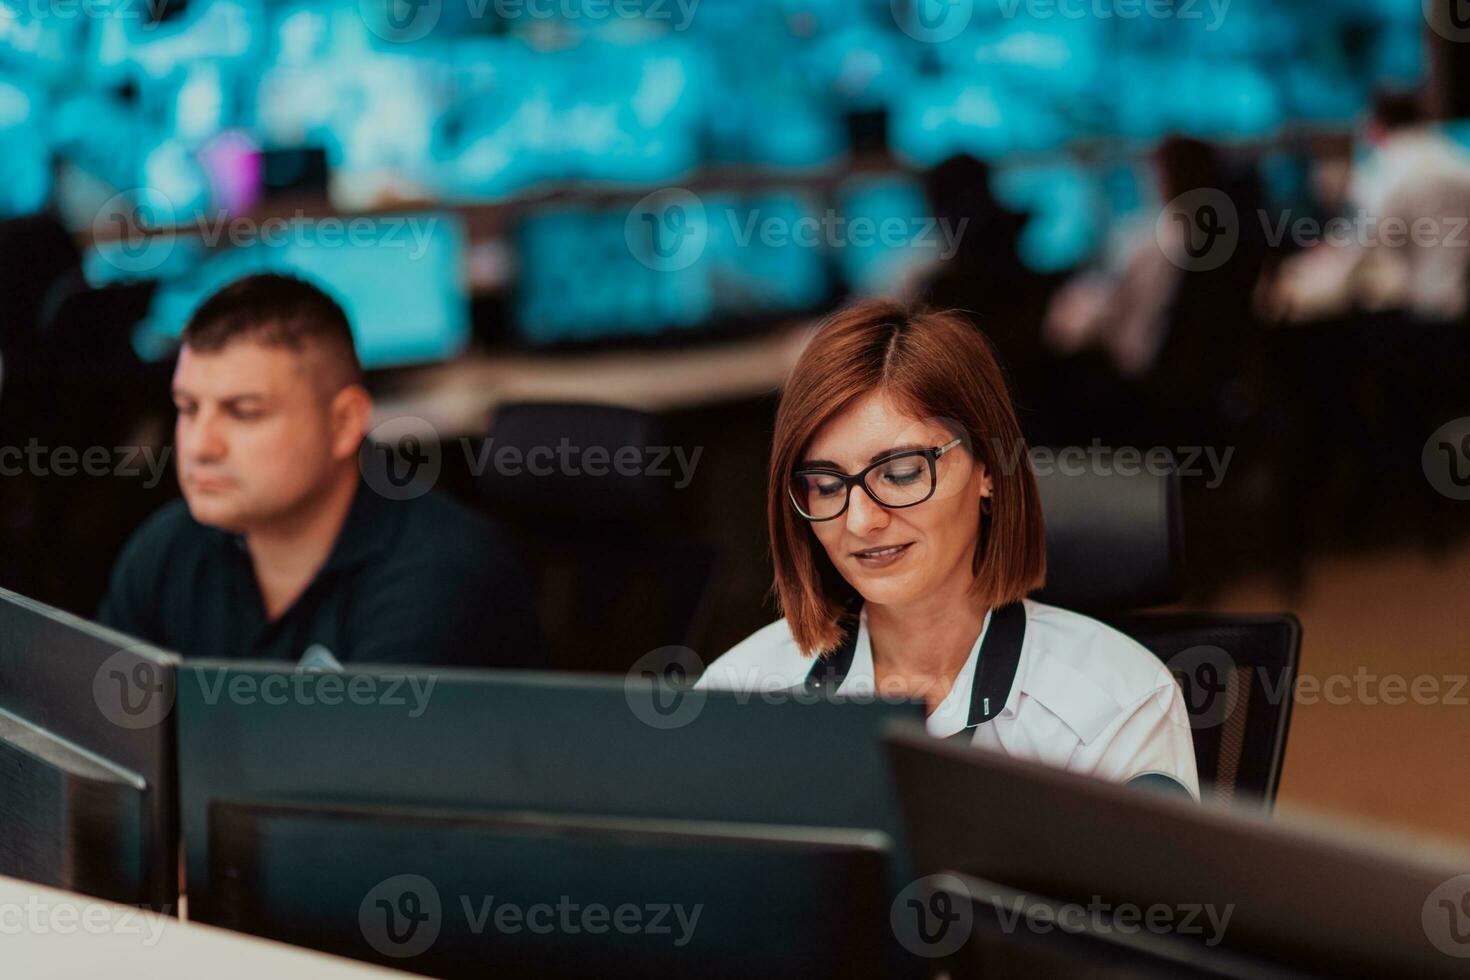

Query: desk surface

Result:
[372,324,814,437]
[0,875,406,979]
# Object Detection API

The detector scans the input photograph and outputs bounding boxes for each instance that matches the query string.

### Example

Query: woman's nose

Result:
[844,484,891,536]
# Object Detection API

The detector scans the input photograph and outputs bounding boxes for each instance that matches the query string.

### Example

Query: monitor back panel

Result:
[0,589,178,909]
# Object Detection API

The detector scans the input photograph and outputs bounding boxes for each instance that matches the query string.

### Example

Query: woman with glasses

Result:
[699,300,1198,797]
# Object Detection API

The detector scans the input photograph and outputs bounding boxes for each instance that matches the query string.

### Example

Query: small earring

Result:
[980,494,993,515]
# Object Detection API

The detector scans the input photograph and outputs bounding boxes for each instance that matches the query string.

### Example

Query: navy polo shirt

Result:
[97,480,542,668]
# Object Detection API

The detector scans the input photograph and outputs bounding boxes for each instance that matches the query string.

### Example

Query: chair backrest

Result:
[478,402,721,671]
[1031,447,1184,613]
[1031,451,1299,810]
[1107,612,1300,811]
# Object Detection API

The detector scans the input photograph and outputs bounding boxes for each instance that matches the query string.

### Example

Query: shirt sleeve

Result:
[1085,682,1201,800]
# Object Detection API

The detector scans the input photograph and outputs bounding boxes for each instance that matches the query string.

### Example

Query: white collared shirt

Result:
[698,598,1200,799]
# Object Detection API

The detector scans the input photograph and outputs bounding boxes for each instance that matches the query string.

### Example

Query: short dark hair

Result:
[183,273,364,387]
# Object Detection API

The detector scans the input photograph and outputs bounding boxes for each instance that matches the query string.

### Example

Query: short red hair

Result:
[768,299,1046,656]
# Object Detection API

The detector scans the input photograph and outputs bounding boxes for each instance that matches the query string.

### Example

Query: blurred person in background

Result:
[1044,136,1269,447]
[1265,90,1470,322]
[99,274,542,668]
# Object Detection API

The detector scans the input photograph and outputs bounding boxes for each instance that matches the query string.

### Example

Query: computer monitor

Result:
[207,802,890,979]
[885,725,1470,979]
[176,664,924,972]
[130,210,471,369]
[0,588,179,911]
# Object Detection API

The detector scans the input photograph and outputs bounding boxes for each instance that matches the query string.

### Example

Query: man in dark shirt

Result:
[98,273,541,668]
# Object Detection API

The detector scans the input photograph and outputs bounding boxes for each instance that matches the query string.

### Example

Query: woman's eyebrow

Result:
[798,444,929,470]
[869,444,927,462]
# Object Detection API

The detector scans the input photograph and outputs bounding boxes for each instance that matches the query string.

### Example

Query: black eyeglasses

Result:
[788,438,964,522]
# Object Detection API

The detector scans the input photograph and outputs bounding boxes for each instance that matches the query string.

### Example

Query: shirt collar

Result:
[806,602,1028,737]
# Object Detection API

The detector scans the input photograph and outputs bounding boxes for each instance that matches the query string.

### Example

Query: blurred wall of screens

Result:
[0,0,1428,357]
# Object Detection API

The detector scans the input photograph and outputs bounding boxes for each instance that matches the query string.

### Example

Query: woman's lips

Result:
[851,542,914,568]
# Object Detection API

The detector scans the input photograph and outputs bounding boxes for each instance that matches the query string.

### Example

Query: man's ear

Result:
[328,384,373,462]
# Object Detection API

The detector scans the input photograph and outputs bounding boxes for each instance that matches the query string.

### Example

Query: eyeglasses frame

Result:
[788,437,965,522]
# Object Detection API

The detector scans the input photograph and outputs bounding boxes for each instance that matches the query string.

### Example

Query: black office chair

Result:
[477,402,722,673]
[20,279,172,614]
[0,216,87,601]
[1032,450,1300,812]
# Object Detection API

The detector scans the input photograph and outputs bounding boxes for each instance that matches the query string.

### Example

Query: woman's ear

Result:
[978,462,994,502]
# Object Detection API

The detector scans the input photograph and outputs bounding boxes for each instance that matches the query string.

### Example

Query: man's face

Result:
[171,339,351,533]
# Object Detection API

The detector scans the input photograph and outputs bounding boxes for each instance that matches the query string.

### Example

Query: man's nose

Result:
[844,483,891,537]
[181,412,227,461]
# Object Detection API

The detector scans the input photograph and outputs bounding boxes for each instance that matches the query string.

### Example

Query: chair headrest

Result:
[479,402,673,523]
[1031,448,1184,612]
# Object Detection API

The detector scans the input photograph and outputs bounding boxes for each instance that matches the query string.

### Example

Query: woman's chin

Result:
[846,570,925,609]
